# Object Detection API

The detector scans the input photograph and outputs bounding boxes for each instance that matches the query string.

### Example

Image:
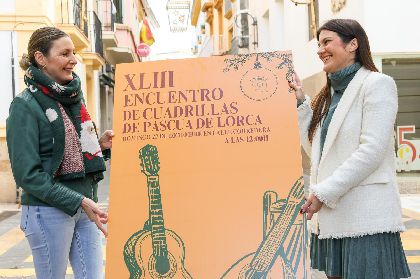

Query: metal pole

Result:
[10,32,15,98]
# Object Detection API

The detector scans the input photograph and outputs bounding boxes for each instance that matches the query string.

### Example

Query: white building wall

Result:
[268,0,284,51]
[323,0,365,24]
[0,31,18,125]
[364,0,420,54]
[282,0,420,79]
[282,1,320,78]
[253,0,268,53]
[0,0,15,13]
[46,0,55,23]
[257,9,270,52]
[253,0,285,53]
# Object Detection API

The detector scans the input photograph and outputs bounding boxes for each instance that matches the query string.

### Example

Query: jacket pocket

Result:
[20,205,29,232]
[359,171,390,186]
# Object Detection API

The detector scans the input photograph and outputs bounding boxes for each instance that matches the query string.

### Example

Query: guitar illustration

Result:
[221,177,308,279]
[123,144,193,279]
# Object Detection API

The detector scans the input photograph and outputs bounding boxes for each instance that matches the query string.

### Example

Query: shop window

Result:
[383,59,420,172]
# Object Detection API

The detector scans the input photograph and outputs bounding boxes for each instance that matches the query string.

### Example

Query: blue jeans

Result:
[20,205,103,279]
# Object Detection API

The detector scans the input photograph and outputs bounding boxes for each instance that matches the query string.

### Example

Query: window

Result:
[383,59,420,172]
[383,59,420,139]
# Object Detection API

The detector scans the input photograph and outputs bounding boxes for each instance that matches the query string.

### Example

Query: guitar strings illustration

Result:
[251,179,304,271]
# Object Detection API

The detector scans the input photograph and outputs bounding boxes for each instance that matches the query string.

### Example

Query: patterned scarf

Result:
[24,65,105,182]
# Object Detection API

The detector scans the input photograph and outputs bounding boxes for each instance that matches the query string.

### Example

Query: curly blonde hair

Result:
[19,27,68,70]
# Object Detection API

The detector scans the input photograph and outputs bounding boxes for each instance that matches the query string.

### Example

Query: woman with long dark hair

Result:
[289,19,411,279]
[7,27,113,278]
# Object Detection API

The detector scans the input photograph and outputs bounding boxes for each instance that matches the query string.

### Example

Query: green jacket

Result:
[6,89,102,216]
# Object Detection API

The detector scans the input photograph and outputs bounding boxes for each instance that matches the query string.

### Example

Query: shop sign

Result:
[396,125,420,171]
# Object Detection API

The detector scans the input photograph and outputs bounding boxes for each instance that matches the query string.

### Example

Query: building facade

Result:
[191,0,420,192]
[0,0,157,202]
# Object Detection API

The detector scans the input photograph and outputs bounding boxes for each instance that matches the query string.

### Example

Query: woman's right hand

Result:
[287,72,306,102]
[81,198,108,237]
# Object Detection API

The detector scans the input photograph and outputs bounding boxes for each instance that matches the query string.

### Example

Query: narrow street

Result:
[0,162,419,278]
[0,164,110,279]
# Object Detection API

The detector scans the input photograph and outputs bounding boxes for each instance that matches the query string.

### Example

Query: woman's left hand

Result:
[99,130,114,151]
[301,194,323,220]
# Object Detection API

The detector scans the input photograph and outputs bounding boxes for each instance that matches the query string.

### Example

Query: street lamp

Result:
[234,12,258,51]
[289,0,312,5]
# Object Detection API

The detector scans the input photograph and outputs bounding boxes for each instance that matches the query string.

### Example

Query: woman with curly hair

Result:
[7,27,113,278]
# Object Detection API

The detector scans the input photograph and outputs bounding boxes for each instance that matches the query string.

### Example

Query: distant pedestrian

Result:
[7,27,114,279]
[289,19,411,279]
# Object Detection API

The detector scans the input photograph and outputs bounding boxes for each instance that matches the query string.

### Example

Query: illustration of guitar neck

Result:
[264,191,308,279]
[139,144,171,275]
[124,144,192,279]
[250,178,305,273]
[147,175,169,258]
[252,200,299,270]
[220,178,305,279]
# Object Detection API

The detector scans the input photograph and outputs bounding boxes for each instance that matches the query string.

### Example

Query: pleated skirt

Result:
[310,232,411,279]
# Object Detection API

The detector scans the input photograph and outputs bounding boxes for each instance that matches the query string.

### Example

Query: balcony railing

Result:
[91,11,104,57]
[59,0,89,38]
[201,0,213,11]
[113,0,123,23]
[73,0,88,38]
[98,0,116,31]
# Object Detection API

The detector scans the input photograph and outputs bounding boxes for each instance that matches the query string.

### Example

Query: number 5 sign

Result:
[396,125,420,172]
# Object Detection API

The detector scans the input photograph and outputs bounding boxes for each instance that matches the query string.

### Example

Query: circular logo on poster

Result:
[240,64,278,101]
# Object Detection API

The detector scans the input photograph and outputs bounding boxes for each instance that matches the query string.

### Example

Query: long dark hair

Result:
[308,19,378,143]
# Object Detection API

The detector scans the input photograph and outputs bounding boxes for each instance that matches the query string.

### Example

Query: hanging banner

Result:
[166,0,190,32]
[106,52,309,278]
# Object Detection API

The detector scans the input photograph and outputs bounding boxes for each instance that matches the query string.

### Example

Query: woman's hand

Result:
[287,72,306,102]
[99,130,114,151]
[81,198,108,237]
[301,194,323,220]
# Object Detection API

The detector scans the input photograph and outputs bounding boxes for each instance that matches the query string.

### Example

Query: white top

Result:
[298,67,405,239]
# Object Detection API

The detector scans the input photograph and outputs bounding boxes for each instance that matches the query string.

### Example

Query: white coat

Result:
[298,67,405,239]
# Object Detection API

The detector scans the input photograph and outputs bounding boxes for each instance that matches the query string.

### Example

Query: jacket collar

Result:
[318,67,371,168]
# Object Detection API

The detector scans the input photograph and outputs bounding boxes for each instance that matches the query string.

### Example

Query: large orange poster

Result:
[106,52,309,278]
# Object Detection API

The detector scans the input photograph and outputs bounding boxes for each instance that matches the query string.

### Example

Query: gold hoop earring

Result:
[42,64,46,69]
